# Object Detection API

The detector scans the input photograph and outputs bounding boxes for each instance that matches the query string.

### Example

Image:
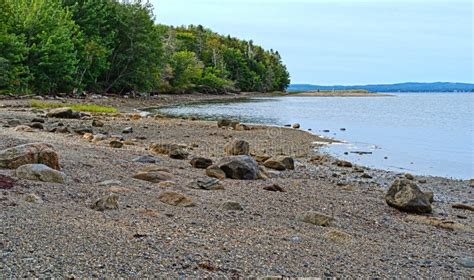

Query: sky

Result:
[151,0,473,85]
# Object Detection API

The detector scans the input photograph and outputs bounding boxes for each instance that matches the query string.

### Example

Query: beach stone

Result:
[83,133,94,141]
[133,171,173,183]
[92,134,107,143]
[92,119,104,127]
[206,165,226,180]
[74,127,93,135]
[469,179,474,187]
[300,211,334,226]
[254,154,271,163]
[335,160,353,168]
[109,140,123,148]
[224,139,250,156]
[222,201,243,211]
[323,230,352,243]
[132,155,160,163]
[47,107,80,119]
[257,166,270,179]
[0,175,15,189]
[14,125,34,132]
[452,203,474,211]
[91,193,119,211]
[385,179,432,214]
[187,178,224,190]
[149,143,186,155]
[158,191,195,207]
[15,164,66,183]
[263,184,286,192]
[25,193,43,203]
[263,156,295,171]
[292,123,300,129]
[190,157,213,169]
[217,119,239,128]
[425,191,434,203]
[123,127,133,134]
[405,173,415,180]
[169,148,189,160]
[0,143,60,170]
[458,257,474,268]
[7,119,21,126]
[29,122,44,130]
[218,155,259,180]
[235,123,251,131]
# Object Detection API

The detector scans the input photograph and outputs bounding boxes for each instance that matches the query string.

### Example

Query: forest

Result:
[0,0,290,95]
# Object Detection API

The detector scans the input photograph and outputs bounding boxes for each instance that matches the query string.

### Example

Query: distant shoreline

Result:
[287,91,392,97]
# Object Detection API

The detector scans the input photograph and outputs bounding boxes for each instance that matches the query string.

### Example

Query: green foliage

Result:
[29,99,117,113]
[0,0,290,95]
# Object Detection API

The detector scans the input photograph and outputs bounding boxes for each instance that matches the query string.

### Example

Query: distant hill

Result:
[288,82,474,93]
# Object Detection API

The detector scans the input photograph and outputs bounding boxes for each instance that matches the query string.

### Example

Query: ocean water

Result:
[156,93,474,179]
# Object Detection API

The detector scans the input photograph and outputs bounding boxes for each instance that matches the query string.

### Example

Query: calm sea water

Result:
[157,93,474,179]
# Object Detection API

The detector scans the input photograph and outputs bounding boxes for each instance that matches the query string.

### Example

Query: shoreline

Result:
[0,96,472,278]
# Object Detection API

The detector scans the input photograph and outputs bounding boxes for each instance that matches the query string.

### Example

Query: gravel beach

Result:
[1,95,472,278]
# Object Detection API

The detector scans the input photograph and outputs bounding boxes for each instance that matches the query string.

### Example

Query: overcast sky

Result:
[151,0,473,85]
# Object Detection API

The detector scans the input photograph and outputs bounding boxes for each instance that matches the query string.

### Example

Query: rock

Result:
[91,194,119,211]
[0,175,15,189]
[206,165,226,180]
[458,257,474,268]
[83,133,94,141]
[385,179,432,214]
[405,173,415,180]
[235,123,251,131]
[98,180,122,186]
[92,134,107,143]
[217,119,239,128]
[323,230,352,243]
[92,119,104,127]
[257,166,270,179]
[418,179,427,184]
[190,157,213,169]
[425,191,434,203]
[46,107,80,119]
[263,184,286,192]
[7,119,22,126]
[222,201,243,211]
[263,156,295,171]
[74,127,93,135]
[158,191,195,207]
[132,155,160,163]
[224,139,250,156]
[254,154,271,163]
[29,122,44,130]
[407,215,468,231]
[218,155,259,180]
[292,123,300,129]
[0,143,60,170]
[300,211,334,226]
[469,179,474,187]
[109,140,123,148]
[360,173,373,179]
[335,160,352,168]
[158,181,176,187]
[133,171,173,183]
[169,148,189,160]
[149,143,187,155]
[123,127,133,134]
[15,164,66,183]
[452,203,474,211]
[25,193,43,203]
[187,178,224,190]
[14,125,34,132]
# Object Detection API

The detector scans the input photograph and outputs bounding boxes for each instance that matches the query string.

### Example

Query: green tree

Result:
[169,51,203,93]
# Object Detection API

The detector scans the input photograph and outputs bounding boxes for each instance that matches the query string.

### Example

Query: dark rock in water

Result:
[169,148,189,160]
[218,155,259,180]
[385,179,432,213]
[340,128,346,131]
[323,130,330,133]
[29,122,44,130]
[91,194,119,211]
[132,155,159,163]
[350,151,372,155]
[0,175,15,189]
[263,184,286,192]
[47,107,80,119]
[224,139,250,156]
[284,124,291,127]
[292,123,300,129]
[190,157,213,169]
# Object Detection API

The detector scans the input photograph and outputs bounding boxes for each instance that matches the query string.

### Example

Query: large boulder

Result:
[224,139,250,156]
[385,179,432,213]
[0,143,60,170]
[14,164,66,183]
[263,156,295,171]
[47,107,80,119]
[218,155,259,180]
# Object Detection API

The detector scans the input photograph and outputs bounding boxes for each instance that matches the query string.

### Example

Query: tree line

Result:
[0,0,290,95]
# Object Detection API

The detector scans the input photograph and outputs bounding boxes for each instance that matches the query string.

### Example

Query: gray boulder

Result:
[15,164,66,183]
[385,179,432,213]
[0,143,60,170]
[218,155,259,180]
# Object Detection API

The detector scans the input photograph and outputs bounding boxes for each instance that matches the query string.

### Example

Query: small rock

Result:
[15,164,66,183]
[300,211,334,226]
[92,119,104,127]
[263,184,286,192]
[98,180,122,186]
[222,201,243,211]
[133,171,173,183]
[335,160,352,168]
[149,143,187,155]
[323,230,352,242]
[0,175,15,189]
[132,155,159,163]
[254,154,271,163]
[47,107,80,119]
[158,191,195,207]
[187,178,224,190]
[458,257,474,268]
[83,133,94,141]
[123,127,133,134]
[109,140,123,148]
[206,165,227,180]
[190,157,213,169]
[29,122,44,130]
[169,148,189,160]
[385,179,432,213]
[91,194,119,211]
[361,173,373,179]
[14,125,34,132]
[74,127,93,135]
[92,134,107,143]
[452,203,474,211]
[7,119,21,126]
[263,156,295,171]
[224,139,250,156]
[405,173,415,180]
[25,193,43,203]
[217,119,239,128]
[235,123,251,131]
[292,123,300,129]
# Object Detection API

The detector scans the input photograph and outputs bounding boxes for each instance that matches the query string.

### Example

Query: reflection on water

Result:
[151,93,474,179]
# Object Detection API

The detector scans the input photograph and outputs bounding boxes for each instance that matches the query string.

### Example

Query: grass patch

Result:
[29,100,118,113]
